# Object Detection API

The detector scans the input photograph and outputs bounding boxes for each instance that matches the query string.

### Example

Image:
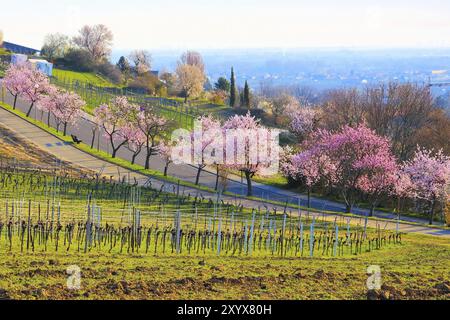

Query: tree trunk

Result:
[131,153,138,165]
[429,200,436,225]
[26,102,34,117]
[307,188,311,208]
[13,95,17,109]
[195,166,202,185]
[90,130,96,149]
[47,112,51,127]
[215,165,220,191]
[111,148,118,158]
[164,164,169,177]
[345,203,352,213]
[145,151,151,169]
[63,123,68,136]
[369,204,375,217]
[245,171,253,197]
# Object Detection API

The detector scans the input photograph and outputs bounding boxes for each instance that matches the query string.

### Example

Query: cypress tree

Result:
[230,67,237,107]
[244,80,250,108]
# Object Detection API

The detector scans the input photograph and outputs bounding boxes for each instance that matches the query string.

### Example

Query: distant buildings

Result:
[11,54,53,76]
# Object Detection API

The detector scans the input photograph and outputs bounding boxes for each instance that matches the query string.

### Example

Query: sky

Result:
[2,0,450,51]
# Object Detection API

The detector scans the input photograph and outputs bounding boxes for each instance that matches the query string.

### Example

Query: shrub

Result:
[128,72,166,95]
[96,62,122,85]
[55,49,95,72]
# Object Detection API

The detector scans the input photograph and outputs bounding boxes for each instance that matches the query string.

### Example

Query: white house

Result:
[11,53,28,65]
[28,59,53,77]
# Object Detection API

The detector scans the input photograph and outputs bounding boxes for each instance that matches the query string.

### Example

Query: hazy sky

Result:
[2,0,450,50]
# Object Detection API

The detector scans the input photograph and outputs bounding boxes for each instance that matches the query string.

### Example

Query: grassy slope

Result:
[0,233,448,300]
[52,68,120,88]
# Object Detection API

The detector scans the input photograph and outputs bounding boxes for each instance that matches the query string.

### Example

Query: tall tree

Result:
[41,33,70,61]
[129,50,152,75]
[230,67,237,107]
[73,24,113,62]
[116,56,131,77]
[243,80,250,108]
[175,64,205,103]
[180,51,205,73]
[214,77,230,91]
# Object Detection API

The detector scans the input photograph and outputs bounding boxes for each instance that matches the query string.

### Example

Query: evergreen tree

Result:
[230,67,237,107]
[244,80,250,108]
[214,77,230,91]
[116,56,131,76]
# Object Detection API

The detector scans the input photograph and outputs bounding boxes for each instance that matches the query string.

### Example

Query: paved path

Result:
[0,104,448,238]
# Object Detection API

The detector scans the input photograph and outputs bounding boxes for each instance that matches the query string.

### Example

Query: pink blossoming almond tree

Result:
[190,114,222,186]
[284,103,318,141]
[223,112,277,197]
[3,63,33,110]
[158,141,174,177]
[286,125,398,213]
[136,108,169,169]
[123,124,146,165]
[94,96,140,158]
[40,87,84,135]
[401,148,450,224]
[23,67,50,117]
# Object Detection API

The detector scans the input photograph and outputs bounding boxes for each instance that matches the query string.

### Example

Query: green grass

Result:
[253,173,288,188]
[0,48,11,56]
[52,68,120,88]
[0,232,448,300]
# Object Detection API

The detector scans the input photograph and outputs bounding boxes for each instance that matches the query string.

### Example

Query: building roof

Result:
[2,41,40,55]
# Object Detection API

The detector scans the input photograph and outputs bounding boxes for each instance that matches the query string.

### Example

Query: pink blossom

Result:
[402,148,450,203]
[285,124,398,213]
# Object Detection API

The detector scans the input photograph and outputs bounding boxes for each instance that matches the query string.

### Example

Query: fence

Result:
[51,76,199,129]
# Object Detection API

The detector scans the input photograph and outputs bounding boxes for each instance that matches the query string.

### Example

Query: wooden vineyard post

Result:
[175,210,181,254]
[333,224,338,257]
[217,218,222,256]
[299,222,304,257]
[309,218,315,257]
[249,210,256,255]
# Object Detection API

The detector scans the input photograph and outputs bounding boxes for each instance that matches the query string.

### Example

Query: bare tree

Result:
[73,24,113,62]
[270,92,298,124]
[320,88,365,131]
[129,50,152,75]
[179,51,205,73]
[41,33,70,61]
[363,83,434,160]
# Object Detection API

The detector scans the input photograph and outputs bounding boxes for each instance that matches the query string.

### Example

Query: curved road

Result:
[0,88,446,228]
